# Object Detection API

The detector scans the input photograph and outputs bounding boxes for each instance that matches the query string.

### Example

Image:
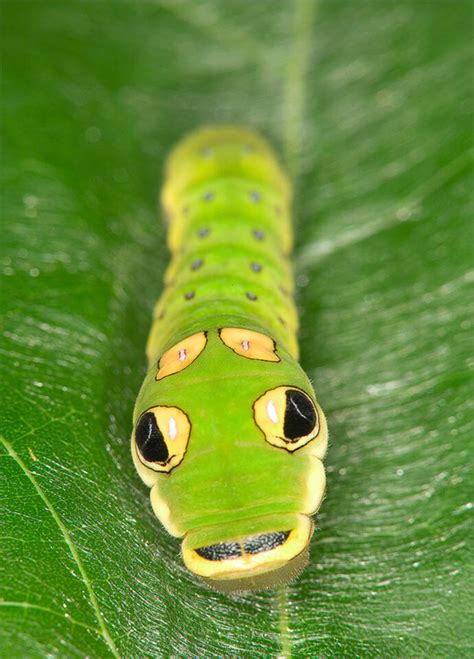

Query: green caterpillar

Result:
[132,126,328,592]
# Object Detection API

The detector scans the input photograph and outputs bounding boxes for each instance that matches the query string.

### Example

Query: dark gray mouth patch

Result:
[194,531,291,561]
[244,531,290,554]
[195,541,241,561]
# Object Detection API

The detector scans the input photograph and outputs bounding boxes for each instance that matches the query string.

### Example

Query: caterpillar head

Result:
[132,327,327,591]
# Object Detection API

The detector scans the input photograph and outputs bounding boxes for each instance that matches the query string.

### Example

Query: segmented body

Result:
[132,126,328,591]
[147,127,298,362]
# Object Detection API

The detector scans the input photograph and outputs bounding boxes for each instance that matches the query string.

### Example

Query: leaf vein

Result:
[0,435,121,658]
[0,601,101,635]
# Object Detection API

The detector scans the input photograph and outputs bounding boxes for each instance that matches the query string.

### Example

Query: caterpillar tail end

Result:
[160,124,292,217]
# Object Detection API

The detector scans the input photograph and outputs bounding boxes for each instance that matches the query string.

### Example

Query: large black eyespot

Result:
[133,406,191,474]
[253,386,320,452]
[136,412,168,463]
[284,390,317,441]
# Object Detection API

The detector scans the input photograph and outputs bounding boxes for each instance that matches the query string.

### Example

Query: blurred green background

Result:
[1,1,472,656]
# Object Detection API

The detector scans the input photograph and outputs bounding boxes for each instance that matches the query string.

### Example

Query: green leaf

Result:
[1,0,472,656]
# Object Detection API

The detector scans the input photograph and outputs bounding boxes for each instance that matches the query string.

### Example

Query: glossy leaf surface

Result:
[1,1,472,656]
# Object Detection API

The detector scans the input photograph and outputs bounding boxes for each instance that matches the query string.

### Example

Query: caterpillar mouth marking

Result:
[194,531,291,561]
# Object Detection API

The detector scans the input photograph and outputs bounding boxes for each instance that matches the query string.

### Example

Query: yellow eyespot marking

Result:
[253,386,321,452]
[218,328,280,362]
[132,406,191,476]
[156,331,207,380]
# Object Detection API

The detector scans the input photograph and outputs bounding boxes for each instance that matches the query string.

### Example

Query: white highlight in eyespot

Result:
[242,340,250,351]
[178,348,187,361]
[169,416,177,440]
[267,399,278,424]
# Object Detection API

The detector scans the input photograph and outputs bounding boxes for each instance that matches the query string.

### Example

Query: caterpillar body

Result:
[132,126,328,592]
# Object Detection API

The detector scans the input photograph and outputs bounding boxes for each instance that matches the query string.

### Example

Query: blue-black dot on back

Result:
[250,262,262,273]
[249,190,261,203]
[202,191,214,202]
[253,229,265,241]
[184,291,195,300]
[246,292,258,301]
[191,258,204,271]
[198,227,210,238]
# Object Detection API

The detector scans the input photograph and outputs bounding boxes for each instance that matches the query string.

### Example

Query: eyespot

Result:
[133,406,190,474]
[218,328,280,362]
[283,389,317,439]
[156,331,207,380]
[253,386,320,452]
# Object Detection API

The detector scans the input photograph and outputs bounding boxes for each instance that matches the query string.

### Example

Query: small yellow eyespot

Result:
[133,406,191,475]
[218,328,280,362]
[253,386,320,452]
[156,331,207,380]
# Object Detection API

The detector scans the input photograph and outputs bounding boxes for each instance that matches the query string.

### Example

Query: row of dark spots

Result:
[197,190,264,206]
[183,288,288,304]
[168,162,287,325]
[183,289,258,303]
[200,188,282,215]
[186,230,264,300]
[195,226,265,241]
[181,274,287,325]
[181,227,288,322]
[189,258,262,274]
[181,291,287,318]
[181,196,281,214]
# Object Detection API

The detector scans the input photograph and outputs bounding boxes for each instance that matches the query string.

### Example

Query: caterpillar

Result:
[131,126,328,592]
